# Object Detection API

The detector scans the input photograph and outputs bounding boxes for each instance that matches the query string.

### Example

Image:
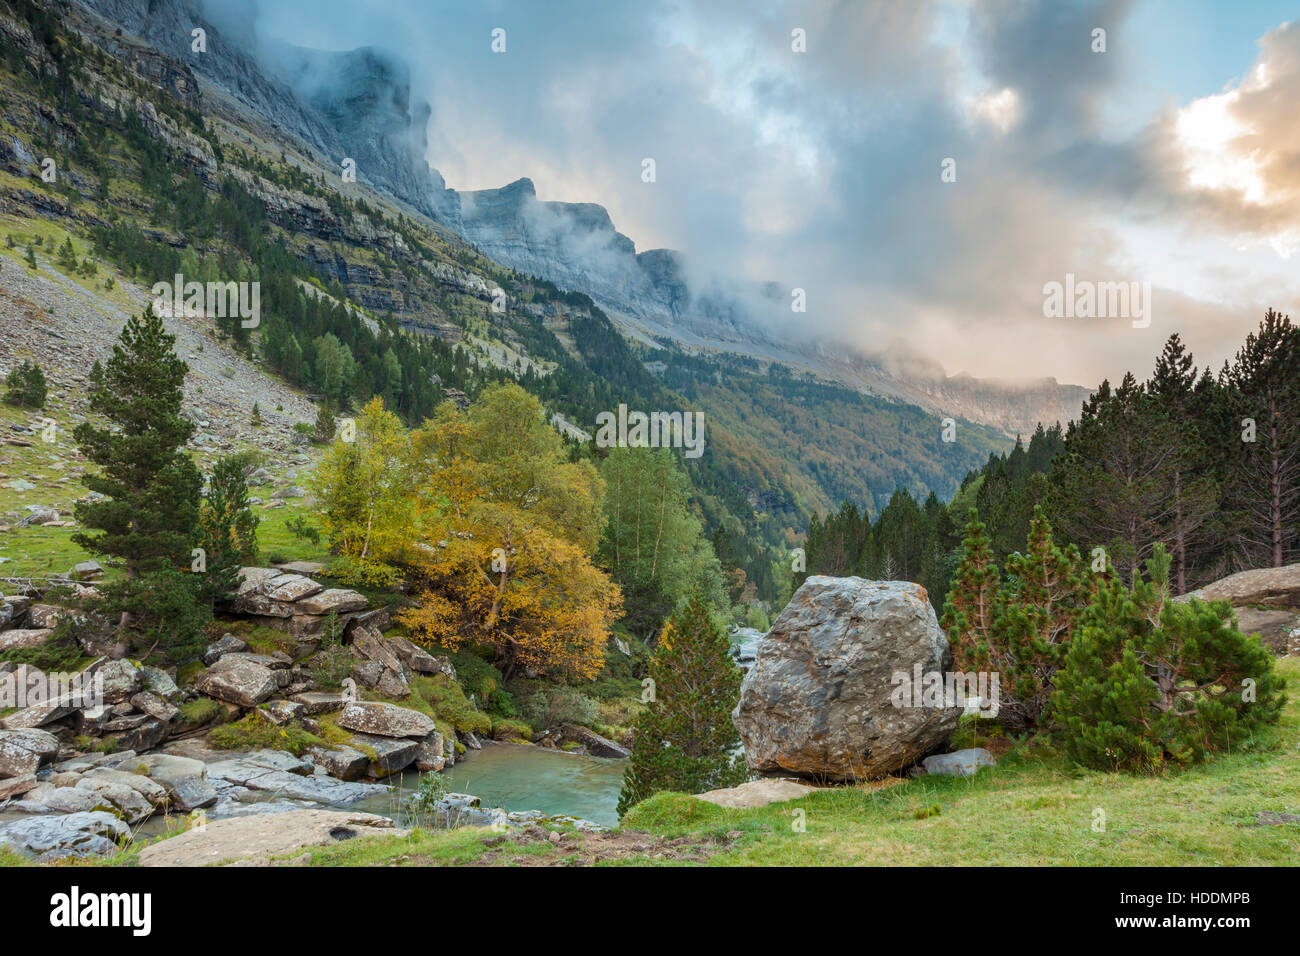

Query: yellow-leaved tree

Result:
[400,384,621,680]
[310,396,412,586]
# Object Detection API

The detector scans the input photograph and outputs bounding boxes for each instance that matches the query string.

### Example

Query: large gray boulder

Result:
[0,728,60,777]
[733,577,961,781]
[194,655,278,707]
[338,701,435,738]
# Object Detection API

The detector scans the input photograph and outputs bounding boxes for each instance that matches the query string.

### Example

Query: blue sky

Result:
[245,0,1300,386]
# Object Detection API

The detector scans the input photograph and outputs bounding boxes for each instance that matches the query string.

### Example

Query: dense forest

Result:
[801,316,1300,611]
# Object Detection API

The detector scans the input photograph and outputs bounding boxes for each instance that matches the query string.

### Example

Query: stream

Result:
[361,742,629,828]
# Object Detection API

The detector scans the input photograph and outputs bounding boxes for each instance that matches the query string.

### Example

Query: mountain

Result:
[0,0,1064,606]
[73,0,1084,438]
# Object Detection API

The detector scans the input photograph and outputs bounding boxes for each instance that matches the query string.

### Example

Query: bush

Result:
[450,649,510,713]
[209,713,327,755]
[490,717,534,742]
[518,685,598,731]
[1052,544,1285,772]
[3,360,47,409]
[0,618,87,671]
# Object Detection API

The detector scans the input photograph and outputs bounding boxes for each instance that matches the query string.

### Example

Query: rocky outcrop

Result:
[1174,563,1300,654]
[733,576,961,781]
[230,567,368,651]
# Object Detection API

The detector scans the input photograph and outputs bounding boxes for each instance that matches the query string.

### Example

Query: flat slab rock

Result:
[137,809,405,867]
[338,701,436,739]
[694,779,819,809]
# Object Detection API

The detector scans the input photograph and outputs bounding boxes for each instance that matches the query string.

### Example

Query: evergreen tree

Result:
[617,593,746,815]
[941,510,999,683]
[3,360,47,409]
[73,308,201,636]
[1148,334,1221,593]
[1053,544,1284,771]
[1223,309,1300,568]
[197,451,260,609]
[983,506,1090,731]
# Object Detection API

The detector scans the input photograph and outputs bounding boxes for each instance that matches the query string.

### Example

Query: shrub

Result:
[3,360,47,409]
[518,685,598,731]
[209,713,326,755]
[1052,544,1285,771]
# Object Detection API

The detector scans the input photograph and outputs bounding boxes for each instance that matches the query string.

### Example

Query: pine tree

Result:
[1052,544,1285,771]
[197,452,260,610]
[941,509,999,674]
[1148,334,1221,593]
[1223,309,1300,568]
[617,593,746,816]
[73,307,202,637]
[3,360,47,409]
[985,506,1090,731]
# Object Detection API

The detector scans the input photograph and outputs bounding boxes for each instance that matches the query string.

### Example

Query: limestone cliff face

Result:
[72,0,1088,435]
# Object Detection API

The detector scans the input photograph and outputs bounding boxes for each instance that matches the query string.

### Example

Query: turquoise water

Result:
[382,742,628,828]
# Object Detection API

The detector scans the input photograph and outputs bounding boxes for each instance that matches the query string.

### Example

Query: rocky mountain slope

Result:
[71,0,1086,438]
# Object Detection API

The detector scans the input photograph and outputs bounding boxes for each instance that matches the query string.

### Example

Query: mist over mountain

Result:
[74,0,1084,436]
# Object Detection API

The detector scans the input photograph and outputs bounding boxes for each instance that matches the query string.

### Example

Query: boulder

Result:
[140,665,181,699]
[388,634,443,674]
[41,786,114,814]
[0,697,76,730]
[0,810,131,860]
[259,699,304,724]
[922,748,997,777]
[103,716,169,753]
[1175,563,1300,609]
[130,691,178,722]
[0,628,53,652]
[26,604,67,628]
[81,767,169,807]
[275,560,325,575]
[0,728,59,777]
[70,560,104,581]
[561,723,630,759]
[74,778,154,824]
[307,745,370,781]
[140,754,218,811]
[202,633,249,666]
[0,773,39,799]
[137,809,400,867]
[338,701,436,739]
[266,574,323,603]
[92,658,142,704]
[695,779,819,809]
[733,577,961,781]
[291,690,347,715]
[414,731,446,772]
[348,733,419,777]
[194,655,278,707]
[295,588,368,616]
[0,663,46,705]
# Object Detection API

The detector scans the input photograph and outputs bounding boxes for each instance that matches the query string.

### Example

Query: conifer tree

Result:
[73,308,202,644]
[197,451,260,609]
[1223,309,1299,568]
[618,593,746,816]
[1052,544,1284,771]
[984,506,1090,731]
[941,509,999,674]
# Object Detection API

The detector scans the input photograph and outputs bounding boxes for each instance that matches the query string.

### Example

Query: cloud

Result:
[242,0,1300,387]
